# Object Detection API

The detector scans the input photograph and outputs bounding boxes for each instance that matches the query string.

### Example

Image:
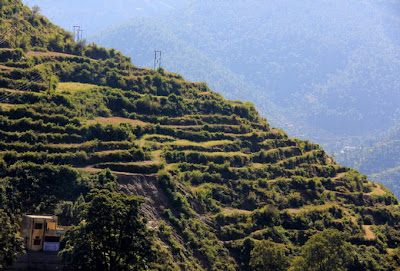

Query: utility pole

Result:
[154,50,162,69]
[73,25,80,42]
[79,29,83,41]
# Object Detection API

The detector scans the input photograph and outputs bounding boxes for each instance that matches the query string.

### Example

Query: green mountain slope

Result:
[1,1,400,270]
[89,18,291,133]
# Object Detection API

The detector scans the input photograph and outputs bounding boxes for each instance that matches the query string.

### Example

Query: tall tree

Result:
[249,239,289,271]
[0,180,24,268]
[60,189,157,271]
[289,229,354,271]
[31,5,40,15]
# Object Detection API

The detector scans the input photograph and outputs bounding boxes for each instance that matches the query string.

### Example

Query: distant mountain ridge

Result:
[25,0,188,34]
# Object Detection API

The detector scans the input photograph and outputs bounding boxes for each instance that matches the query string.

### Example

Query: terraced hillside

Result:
[1,1,400,270]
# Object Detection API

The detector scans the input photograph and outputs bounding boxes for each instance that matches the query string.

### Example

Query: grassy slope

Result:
[1,1,400,270]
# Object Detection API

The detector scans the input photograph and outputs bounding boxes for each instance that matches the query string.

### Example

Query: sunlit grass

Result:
[168,139,233,148]
[285,203,337,214]
[182,150,249,157]
[0,103,17,110]
[56,82,99,93]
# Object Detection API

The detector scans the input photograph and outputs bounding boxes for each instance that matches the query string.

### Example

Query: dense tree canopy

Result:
[249,239,289,271]
[0,209,24,268]
[60,189,157,271]
[289,229,354,271]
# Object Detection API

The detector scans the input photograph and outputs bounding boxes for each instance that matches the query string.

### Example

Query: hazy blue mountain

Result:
[25,0,189,35]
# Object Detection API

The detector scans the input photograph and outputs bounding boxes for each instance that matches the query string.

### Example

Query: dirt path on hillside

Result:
[0,64,13,70]
[26,51,78,58]
[87,117,148,126]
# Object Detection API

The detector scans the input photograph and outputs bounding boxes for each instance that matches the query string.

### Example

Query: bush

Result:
[0,48,24,62]
[250,240,289,271]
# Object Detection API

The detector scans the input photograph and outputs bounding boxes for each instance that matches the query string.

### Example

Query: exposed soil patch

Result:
[76,166,158,177]
[87,117,148,126]
[332,172,346,180]
[117,174,164,221]
[367,184,386,196]
[0,103,17,109]
[362,225,376,240]
[222,208,251,216]
[26,51,78,58]
[0,64,13,70]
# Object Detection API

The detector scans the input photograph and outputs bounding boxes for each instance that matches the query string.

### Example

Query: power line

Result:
[16,73,44,92]
[0,26,15,45]
[0,91,15,103]
[0,53,70,105]
[0,72,45,103]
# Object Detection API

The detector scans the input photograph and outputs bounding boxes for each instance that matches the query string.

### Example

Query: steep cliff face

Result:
[1,1,400,270]
[116,172,210,268]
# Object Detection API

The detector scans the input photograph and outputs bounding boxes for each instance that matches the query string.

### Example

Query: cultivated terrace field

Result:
[1,1,400,270]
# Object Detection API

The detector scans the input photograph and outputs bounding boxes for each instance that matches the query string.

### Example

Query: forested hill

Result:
[1,1,400,270]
